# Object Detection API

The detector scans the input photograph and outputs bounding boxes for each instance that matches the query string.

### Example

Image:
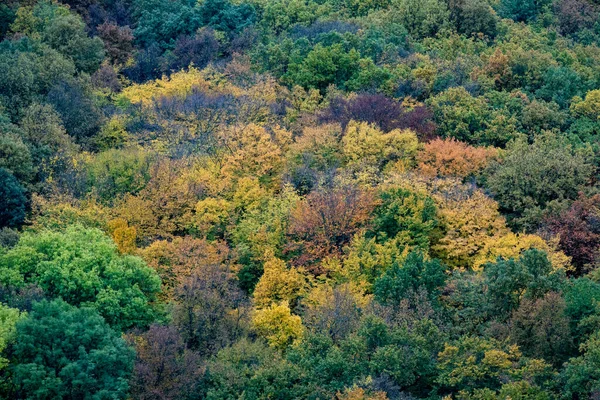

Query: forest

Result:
[2,0,600,398]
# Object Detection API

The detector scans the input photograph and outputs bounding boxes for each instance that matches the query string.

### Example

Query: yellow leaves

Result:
[29,194,111,232]
[232,177,268,213]
[385,174,572,271]
[251,301,304,350]
[342,121,420,170]
[290,85,322,114]
[343,234,410,290]
[95,115,129,150]
[437,337,522,390]
[107,218,137,254]
[482,349,514,370]
[432,187,508,270]
[473,232,571,272]
[571,89,600,120]
[336,387,389,400]
[194,197,232,236]
[253,255,309,309]
[118,67,240,106]
[220,124,285,183]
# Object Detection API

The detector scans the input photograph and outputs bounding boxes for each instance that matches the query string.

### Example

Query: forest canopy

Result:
[2,0,600,399]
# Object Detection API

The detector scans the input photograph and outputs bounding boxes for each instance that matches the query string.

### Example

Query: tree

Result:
[10,299,134,400]
[341,121,420,178]
[303,284,361,343]
[0,41,75,120]
[41,13,105,73]
[0,168,26,228]
[417,138,498,179]
[509,292,573,366]
[320,94,415,133]
[484,249,565,319]
[545,194,600,275]
[392,0,450,39]
[252,256,308,309]
[252,301,304,350]
[198,0,256,38]
[139,236,231,299]
[436,336,521,393]
[128,324,204,400]
[432,185,508,270]
[172,264,248,355]
[46,79,103,141]
[562,331,600,399]
[374,252,446,308]
[498,0,551,22]
[564,278,600,345]
[0,133,35,184]
[287,186,375,271]
[554,0,599,37]
[97,22,134,65]
[170,29,219,71]
[449,0,498,38]
[369,187,438,249]
[19,103,77,184]
[484,132,594,232]
[0,303,24,371]
[0,225,161,330]
[284,44,362,91]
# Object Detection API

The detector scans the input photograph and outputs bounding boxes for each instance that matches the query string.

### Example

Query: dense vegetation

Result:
[2,0,600,398]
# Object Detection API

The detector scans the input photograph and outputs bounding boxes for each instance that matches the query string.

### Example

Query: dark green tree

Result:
[374,251,446,307]
[10,299,134,400]
[484,132,595,231]
[484,249,565,318]
[0,168,26,228]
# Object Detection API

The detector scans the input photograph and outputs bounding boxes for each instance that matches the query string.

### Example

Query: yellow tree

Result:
[252,255,309,309]
[432,187,508,270]
[252,301,304,350]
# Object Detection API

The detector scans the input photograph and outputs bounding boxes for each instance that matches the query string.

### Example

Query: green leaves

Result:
[0,226,161,330]
[11,299,134,400]
[484,132,595,231]
[374,251,446,307]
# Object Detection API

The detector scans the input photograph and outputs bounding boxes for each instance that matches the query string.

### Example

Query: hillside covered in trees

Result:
[2,0,600,398]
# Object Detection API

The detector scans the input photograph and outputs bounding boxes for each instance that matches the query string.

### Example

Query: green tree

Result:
[0,133,34,184]
[374,251,446,307]
[498,0,551,22]
[0,225,161,330]
[484,249,565,318]
[284,44,362,91]
[562,330,600,399]
[484,132,595,231]
[392,0,450,39]
[0,303,24,371]
[369,187,438,249]
[0,168,26,228]
[41,13,104,73]
[509,292,574,366]
[10,299,134,400]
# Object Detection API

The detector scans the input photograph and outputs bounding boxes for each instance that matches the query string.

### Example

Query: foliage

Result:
[10,299,134,400]
[252,301,305,350]
[484,132,595,232]
[0,168,27,228]
[3,0,600,397]
[0,225,161,330]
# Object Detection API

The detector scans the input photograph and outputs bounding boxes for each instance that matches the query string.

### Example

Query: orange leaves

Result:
[287,186,377,272]
[417,138,498,179]
[139,236,231,299]
[107,218,137,254]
